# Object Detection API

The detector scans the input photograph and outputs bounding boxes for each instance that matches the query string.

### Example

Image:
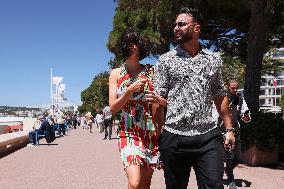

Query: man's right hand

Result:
[144,90,160,104]
[224,131,235,151]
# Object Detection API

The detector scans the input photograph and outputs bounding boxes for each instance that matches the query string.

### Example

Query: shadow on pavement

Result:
[260,164,284,170]
[38,143,58,146]
[55,135,67,138]
[223,179,252,187]
[242,163,284,170]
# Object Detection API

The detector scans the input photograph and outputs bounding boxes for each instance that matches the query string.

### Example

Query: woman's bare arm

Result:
[109,68,147,115]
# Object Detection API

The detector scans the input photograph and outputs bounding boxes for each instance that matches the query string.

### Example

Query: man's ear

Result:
[225,83,229,89]
[194,24,201,33]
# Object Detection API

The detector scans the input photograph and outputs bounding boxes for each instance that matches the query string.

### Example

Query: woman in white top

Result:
[80,116,86,129]
[85,112,94,133]
[95,110,104,133]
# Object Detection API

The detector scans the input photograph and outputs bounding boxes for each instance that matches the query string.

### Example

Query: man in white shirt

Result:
[95,110,104,133]
[54,110,66,136]
[103,106,113,140]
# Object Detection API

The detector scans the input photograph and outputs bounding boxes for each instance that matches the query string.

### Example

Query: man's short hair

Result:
[226,79,238,86]
[178,7,203,26]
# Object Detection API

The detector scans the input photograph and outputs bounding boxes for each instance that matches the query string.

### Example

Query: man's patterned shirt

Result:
[154,45,227,136]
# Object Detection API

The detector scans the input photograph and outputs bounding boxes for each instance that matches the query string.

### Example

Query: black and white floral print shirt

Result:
[154,45,227,136]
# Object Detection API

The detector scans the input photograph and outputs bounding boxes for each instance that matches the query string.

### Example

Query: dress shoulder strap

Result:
[119,64,127,77]
[144,64,154,79]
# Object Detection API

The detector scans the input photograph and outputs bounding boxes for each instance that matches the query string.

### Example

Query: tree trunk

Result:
[244,0,268,112]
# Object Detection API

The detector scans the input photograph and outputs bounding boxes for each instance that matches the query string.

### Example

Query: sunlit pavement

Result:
[0,128,283,189]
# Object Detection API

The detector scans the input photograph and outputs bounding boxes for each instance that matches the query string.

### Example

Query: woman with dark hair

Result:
[109,28,165,189]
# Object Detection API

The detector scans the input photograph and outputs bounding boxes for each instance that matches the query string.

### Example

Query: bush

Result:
[241,112,284,153]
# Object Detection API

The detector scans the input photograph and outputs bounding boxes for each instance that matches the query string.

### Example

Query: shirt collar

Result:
[174,44,208,58]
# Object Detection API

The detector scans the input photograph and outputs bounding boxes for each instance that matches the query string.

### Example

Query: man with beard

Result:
[221,80,251,189]
[154,7,235,189]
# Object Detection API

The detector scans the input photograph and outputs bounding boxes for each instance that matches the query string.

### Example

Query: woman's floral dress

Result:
[116,64,159,169]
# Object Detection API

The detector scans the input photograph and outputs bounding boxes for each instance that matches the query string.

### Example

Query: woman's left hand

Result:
[144,90,160,104]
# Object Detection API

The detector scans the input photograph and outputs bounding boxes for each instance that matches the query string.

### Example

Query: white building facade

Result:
[238,48,284,113]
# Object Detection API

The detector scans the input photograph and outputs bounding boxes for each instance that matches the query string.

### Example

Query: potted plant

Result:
[240,112,284,165]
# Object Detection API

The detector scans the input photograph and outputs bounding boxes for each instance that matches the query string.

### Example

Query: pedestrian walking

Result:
[54,109,66,136]
[154,7,235,189]
[80,116,87,129]
[72,114,78,129]
[108,28,164,189]
[86,112,94,133]
[103,106,112,140]
[218,80,251,189]
[95,110,104,133]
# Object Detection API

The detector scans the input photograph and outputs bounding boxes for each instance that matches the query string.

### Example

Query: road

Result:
[0,127,283,189]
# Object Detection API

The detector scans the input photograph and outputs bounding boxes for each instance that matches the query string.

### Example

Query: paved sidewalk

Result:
[0,128,283,189]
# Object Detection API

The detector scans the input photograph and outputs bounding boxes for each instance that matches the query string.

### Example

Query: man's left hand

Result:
[144,90,160,104]
[241,115,251,123]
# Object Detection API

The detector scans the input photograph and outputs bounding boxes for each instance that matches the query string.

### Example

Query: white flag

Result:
[58,94,67,102]
[53,94,67,102]
[57,83,65,94]
[52,76,63,85]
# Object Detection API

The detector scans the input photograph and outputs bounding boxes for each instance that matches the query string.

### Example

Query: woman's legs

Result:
[125,165,154,189]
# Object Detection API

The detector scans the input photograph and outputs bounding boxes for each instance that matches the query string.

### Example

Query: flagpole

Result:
[56,83,58,110]
[51,68,54,117]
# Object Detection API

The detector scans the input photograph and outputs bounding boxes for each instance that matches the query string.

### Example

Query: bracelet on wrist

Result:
[225,128,235,134]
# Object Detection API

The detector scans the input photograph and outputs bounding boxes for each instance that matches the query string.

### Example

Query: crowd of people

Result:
[27,106,117,146]
[108,7,251,189]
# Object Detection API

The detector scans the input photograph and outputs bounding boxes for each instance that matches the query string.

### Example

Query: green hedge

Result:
[241,112,284,152]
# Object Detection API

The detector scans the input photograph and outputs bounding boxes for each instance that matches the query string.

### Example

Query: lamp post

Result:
[273,79,277,107]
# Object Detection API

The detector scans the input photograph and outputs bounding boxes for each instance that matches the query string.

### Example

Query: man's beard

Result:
[174,33,193,44]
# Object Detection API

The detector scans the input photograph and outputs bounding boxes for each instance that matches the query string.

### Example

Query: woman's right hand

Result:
[127,79,147,94]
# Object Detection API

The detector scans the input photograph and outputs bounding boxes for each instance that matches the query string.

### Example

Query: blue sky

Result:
[0,0,117,107]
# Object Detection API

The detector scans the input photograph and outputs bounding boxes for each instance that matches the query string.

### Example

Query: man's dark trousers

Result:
[159,128,224,189]
[104,119,112,139]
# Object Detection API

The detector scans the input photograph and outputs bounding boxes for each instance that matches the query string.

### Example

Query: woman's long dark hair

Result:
[120,28,147,61]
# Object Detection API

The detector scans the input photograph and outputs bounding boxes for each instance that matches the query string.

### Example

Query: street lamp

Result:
[273,78,277,107]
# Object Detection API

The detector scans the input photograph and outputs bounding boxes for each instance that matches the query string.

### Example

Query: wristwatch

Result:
[226,128,235,133]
